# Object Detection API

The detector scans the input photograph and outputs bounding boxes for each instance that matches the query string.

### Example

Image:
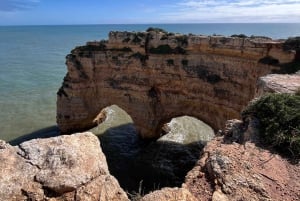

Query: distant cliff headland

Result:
[57,27,298,138]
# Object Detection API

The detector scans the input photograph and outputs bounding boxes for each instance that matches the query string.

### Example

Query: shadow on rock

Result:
[94,123,206,196]
[133,140,205,194]
[9,126,60,146]
[89,105,215,196]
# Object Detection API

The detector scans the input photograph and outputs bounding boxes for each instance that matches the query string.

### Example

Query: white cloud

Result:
[161,0,300,22]
[0,0,40,12]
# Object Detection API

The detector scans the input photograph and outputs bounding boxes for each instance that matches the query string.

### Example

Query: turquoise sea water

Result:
[1,23,300,141]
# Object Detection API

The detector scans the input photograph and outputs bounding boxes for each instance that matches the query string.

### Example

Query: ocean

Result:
[1,23,300,142]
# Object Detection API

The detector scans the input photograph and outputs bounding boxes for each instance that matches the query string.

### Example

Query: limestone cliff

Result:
[57,29,294,138]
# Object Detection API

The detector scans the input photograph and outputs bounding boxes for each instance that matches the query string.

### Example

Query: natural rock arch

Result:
[57,30,294,138]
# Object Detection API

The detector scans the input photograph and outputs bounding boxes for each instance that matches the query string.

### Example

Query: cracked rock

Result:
[0,133,128,201]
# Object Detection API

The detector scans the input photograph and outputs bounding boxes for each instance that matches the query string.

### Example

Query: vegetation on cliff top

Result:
[283,37,300,51]
[146,27,167,33]
[149,45,186,54]
[242,93,300,159]
[231,34,248,38]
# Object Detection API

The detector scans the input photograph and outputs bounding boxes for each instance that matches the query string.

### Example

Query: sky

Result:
[0,0,300,25]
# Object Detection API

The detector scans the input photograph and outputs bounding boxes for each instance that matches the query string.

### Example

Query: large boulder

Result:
[0,132,129,201]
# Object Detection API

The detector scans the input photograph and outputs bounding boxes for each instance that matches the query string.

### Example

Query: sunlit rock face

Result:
[0,132,129,201]
[256,74,300,95]
[57,29,294,138]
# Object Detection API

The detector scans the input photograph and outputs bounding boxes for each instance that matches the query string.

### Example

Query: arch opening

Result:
[88,105,215,197]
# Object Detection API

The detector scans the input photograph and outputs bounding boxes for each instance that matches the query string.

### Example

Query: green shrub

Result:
[160,34,169,40]
[130,52,148,65]
[175,35,188,46]
[149,45,172,54]
[181,59,188,66]
[132,34,142,43]
[122,37,131,43]
[242,93,300,158]
[146,27,167,33]
[149,45,186,55]
[166,59,174,66]
[250,35,272,40]
[283,37,300,51]
[231,34,248,38]
[173,46,186,54]
[74,43,107,53]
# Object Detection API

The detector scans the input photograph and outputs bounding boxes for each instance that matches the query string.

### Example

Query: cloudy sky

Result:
[0,0,300,25]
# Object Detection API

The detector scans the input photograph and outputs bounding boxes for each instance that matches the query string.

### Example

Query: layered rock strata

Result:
[57,30,294,138]
[0,132,128,201]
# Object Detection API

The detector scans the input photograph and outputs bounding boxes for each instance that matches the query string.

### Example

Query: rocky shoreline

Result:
[1,29,300,200]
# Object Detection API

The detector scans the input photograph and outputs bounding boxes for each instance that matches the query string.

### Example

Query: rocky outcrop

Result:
[182,120,300,201]
[256,74,300,95]
[160,116,215,144]
[141,187,197,201]
[57,30,295,138]
[141,94,299,201]
[0,132,128,201]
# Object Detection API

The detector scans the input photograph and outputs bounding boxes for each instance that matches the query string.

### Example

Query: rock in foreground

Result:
[141,187,197,201]
[188,138,300,200]
[141,118,300,201]
[0,132,128,201]
[184,120,300,201]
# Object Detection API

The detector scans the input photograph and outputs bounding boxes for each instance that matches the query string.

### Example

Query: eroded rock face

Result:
[183,120,300,201]
[57,30,294,138]
[145,116,299,201]
[0,132,128,201]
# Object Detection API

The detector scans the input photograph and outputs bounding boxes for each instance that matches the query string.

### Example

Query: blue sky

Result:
[0,0,300,25]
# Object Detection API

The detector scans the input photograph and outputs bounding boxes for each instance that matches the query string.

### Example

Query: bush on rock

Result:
[242,93,300,158]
